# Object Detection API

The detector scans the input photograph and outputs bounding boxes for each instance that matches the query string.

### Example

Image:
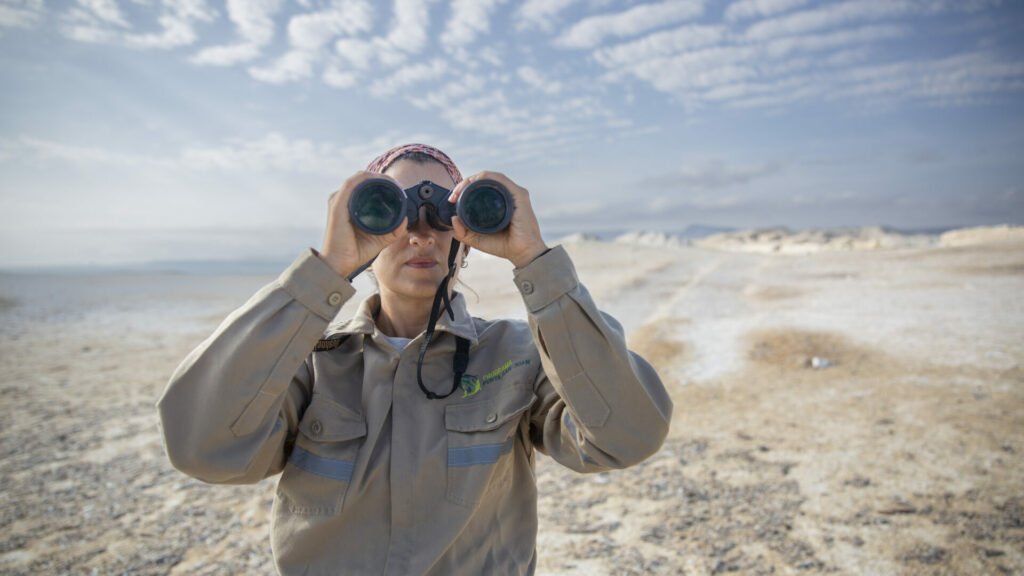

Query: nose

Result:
[408,206,436,246]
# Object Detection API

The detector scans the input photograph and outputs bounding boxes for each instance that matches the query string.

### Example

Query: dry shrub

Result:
[0,295,18,312]
[744,284,804,301]
[746,328,880,375]
[956,263,1024,276]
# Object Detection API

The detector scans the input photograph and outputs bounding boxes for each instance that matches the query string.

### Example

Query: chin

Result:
[394,276,446,299]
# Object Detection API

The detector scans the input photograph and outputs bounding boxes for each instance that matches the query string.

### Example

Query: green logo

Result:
[459,359,531,398]
[460,375,482,398]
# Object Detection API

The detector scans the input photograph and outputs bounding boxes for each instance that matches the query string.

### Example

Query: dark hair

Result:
[386,151,446,170]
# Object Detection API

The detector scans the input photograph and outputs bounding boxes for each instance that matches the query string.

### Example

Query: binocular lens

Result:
[460,184,510,234]
[351,182,403,234]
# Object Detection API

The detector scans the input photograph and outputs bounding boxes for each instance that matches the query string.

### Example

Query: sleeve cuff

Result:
[512,244,579,312]
[278,248,357,320]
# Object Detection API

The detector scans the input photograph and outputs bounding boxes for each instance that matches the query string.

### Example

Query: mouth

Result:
[405,257,438,269]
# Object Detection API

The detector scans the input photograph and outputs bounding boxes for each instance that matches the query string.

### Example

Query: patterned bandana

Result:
[365,143,463,185]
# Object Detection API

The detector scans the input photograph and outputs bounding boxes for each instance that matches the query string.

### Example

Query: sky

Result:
[1,0,1023,267]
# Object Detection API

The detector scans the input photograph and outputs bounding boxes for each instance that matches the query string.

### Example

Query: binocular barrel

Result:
[349,178,513,236]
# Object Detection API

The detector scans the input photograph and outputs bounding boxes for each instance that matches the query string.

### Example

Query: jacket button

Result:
[328,292,342,306]
[486,413,498,424]
[310,420,323,436]
[520,281,534,295]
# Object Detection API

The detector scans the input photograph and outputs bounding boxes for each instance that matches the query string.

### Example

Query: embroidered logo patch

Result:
[459,359,531,398]
[460,375,482,398]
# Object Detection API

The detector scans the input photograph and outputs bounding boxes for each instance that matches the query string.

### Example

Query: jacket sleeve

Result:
[156,249,356,485]
[521,245,673,472]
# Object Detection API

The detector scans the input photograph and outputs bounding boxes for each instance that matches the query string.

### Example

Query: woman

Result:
[158,144,672,575]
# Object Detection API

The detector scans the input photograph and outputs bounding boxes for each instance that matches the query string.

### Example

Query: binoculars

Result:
[349,178,513,235]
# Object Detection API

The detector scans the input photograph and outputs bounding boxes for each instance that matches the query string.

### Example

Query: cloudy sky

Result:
[1,0,1023,266]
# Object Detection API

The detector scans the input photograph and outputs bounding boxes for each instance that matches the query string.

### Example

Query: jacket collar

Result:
[326,292,479,345]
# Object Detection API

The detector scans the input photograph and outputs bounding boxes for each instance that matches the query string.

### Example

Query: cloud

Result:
[594,24,725,69]
[627,45,761,95]
[441,0,506,51]
[178,131,447,175]
[180,132,340,172]
[0,0,44,29]
[516,0,579,32]
[249,50,314,84]
[0,132,429,177]
[322,65,358,88]
[739,0,1001,42]
[833,50,1024,105]
[190,0,284,66]
[58,0,216,49]
[248,0,372,83]
[428,91,637,166]
[59,1,127,43]
[556,0,706,49]
[0,135,164,167]
[191,42,261,66]
[591,3,1024,115]
[764,22,903,56]
[406,73,486,110]
[75,0,129,27]
[387,0,436,54]
[517,65,562,94]
[743,0,911,41]
[287,0,372,51]
[327,0,439,86]
[369,58,448,97]
[27,0,1020,167]
[716,49,1024,111]
[123,0,217,49]
[724,0,810,22]
[644,159,784,192]
[438,92,530,135]
[332,37,377,70]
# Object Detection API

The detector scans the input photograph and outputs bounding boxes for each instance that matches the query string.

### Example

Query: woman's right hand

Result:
[319,171,408,279]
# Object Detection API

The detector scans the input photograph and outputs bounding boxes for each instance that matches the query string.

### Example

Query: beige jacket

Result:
[157,245,672,575]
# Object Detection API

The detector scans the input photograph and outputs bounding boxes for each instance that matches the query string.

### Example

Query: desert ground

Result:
[1,228,1022,575]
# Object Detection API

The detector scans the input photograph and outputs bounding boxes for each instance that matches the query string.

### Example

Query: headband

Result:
[365,143,463,184]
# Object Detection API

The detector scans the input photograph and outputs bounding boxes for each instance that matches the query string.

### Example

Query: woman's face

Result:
[371,159,465,301]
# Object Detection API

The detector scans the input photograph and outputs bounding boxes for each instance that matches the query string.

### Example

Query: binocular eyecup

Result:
[349,178,513,236]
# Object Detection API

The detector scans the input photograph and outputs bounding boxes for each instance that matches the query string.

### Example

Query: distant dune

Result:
[939,225,1024,247]
[695,225,938,253]
[558,225,1024,254]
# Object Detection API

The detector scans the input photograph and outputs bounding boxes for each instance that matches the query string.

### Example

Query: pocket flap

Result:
[299,396,367,441]
[445,388,535,432]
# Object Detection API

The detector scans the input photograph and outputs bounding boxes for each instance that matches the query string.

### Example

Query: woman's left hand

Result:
[449,171,549,268]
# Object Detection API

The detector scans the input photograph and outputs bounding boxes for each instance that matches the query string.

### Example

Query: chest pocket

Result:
[277,395,367,516]
[445,386,535,508]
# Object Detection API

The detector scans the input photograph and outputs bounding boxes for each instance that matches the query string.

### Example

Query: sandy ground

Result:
[0,236,1022,575]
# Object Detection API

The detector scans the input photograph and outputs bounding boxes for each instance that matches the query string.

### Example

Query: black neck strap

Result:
[416,239,469,400]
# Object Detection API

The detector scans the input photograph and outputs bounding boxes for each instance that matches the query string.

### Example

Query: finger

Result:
[448,179,468,204]
[473,170,508,183]
[507,185,534,216]
[451,216,475,245]
[472,171,528,206]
